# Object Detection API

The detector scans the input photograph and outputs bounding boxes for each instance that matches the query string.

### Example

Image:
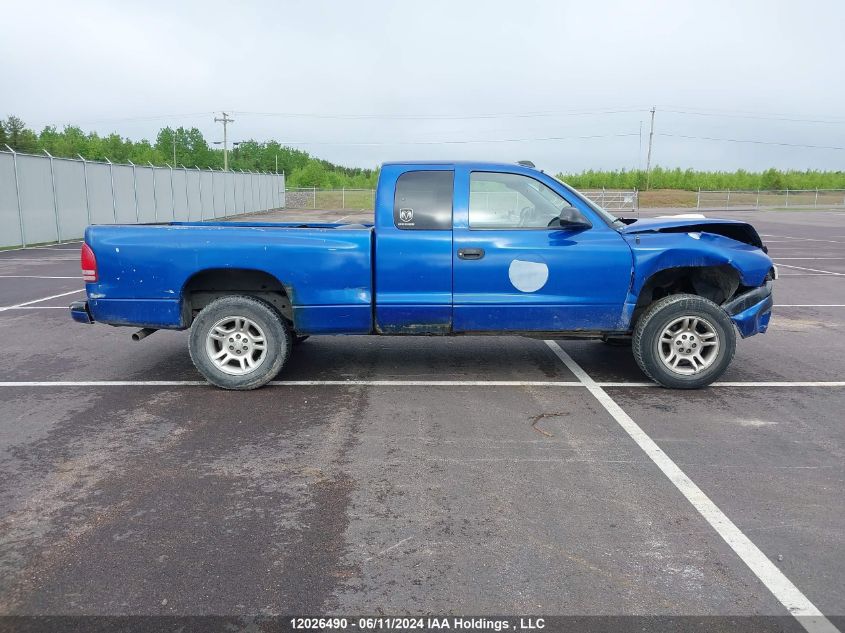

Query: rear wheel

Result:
[632,294,735,389]
[189,295,291,390]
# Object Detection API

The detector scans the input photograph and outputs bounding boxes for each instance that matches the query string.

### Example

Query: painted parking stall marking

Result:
[0,288,84,313]
[543,340,839,633]
[776,264,845,276]
[0,379,843,388]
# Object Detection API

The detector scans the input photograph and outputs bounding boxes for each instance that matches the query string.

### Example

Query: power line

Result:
[657,104,845,123]
[30,112,218,126]
[232,107,650,121]
[275,132,640,147]
[659,108,845,125]
[657,132,845,151]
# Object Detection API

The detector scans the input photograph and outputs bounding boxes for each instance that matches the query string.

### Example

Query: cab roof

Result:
[381,160,540,170]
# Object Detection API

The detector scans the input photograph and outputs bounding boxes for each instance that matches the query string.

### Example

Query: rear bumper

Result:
[723,281,773,338]
[69,300,94,324]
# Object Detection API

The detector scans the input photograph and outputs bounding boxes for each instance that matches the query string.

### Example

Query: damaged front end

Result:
[722,280,774,338]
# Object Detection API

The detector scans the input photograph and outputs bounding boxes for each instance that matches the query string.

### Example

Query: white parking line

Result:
[761,234,845,245]
[0,242,81,252]
[25,247,81,251]
[772,258,845,260]
[0,275,79,279]
[0,289,85,313]
[776,304,845,308]
[0,379,843,388]
[543,340,837,633]
[0,257,78,261]
[776,264,845,276]
[0,306,67,312]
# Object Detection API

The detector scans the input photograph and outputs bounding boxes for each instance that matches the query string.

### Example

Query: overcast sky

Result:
[3,0,844,173]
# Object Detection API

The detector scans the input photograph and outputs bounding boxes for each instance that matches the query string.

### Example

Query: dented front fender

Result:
[626,232,773,298]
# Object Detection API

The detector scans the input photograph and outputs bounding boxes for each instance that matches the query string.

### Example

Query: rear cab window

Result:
[393,171,454,230]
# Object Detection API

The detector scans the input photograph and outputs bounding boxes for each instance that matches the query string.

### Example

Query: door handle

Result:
[458,247,485,260]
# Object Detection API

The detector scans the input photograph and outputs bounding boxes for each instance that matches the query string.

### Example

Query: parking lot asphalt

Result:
[0,208,842,626]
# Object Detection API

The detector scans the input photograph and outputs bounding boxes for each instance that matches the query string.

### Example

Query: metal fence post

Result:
[196,166,204,221]
[696,187,700,210]
[128,160,140,223]
[815,188,819,208]
[105,157,117,222]
[6,145,26,247]
[181,164,190,219]
[79,154,92,225]
[209,168,216,218]
[756,189,760,209]
[234,170,240,216]
[726,189,730,210]
[342,187,346,209]
[785,189,790,207]
[313,186,317,209]
[166,163,176,220]
[148,162,158,221]
[43,150,62,242]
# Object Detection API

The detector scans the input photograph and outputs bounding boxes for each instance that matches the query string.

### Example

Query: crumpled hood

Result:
[619,217,764,249]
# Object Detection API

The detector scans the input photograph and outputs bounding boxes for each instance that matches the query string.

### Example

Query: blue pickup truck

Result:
[70,161,775,390]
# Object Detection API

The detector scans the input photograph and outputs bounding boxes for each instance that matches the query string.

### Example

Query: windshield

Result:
[552,177,626,229]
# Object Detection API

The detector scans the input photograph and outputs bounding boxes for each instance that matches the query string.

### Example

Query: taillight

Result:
[81,243,98,282]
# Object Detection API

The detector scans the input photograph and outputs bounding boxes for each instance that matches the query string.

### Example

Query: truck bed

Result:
[84,221,374,333]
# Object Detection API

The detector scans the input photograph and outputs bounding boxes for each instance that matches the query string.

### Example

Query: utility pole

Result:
[645,106,656,190]
[172,129,177,166]
[638,120,643,171]
[275,154,278,174]
[214,112,234,171]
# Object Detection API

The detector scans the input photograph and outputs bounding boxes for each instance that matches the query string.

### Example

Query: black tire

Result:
[632,294,736,389]
[189,295,292,390]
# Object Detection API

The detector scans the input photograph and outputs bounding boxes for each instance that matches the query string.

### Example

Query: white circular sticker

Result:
[508,259,549,293]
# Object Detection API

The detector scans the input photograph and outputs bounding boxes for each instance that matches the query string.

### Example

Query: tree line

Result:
[0,115,378,189]
[558,166,845,191]
[2,115,843,191]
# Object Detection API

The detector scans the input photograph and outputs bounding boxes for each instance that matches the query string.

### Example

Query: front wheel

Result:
[189,295,292,390]
[632,294,736,389]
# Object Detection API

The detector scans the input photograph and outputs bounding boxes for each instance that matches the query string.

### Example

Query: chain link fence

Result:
[285,188,375,210]
[579,189,638,210]
[696,189,845,210]
[0,148,286,248]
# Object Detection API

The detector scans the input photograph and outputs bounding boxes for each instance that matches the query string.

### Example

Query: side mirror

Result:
[549,217,592,230]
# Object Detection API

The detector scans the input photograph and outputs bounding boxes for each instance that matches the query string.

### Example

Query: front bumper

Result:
[70,300,94,324]
[722,281,773,338]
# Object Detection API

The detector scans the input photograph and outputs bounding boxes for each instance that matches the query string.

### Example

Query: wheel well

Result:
[181,269,293,325]
[632,265,741,325]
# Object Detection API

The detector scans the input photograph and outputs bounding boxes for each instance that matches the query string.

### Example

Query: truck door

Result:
[451,167,632,332]
[374,165,454,333]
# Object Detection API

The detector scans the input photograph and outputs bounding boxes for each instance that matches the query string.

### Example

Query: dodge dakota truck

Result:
[70,161,775,390]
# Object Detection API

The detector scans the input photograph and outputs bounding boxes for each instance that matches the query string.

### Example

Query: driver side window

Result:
[469,171,582,229]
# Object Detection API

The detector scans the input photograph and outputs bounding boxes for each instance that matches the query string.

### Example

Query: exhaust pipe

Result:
[131,327,158,342]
